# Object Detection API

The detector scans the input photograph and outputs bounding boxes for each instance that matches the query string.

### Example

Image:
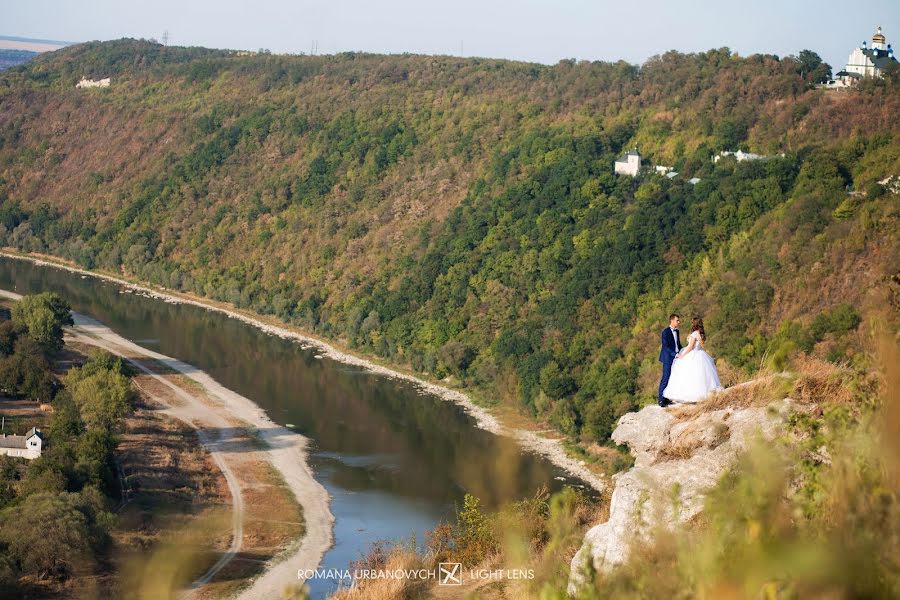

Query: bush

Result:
[454,494,499,566]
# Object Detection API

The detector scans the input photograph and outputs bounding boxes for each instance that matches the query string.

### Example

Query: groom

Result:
[658,313,682,407]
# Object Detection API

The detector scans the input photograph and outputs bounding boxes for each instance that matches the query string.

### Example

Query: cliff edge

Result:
[568,389,799,594]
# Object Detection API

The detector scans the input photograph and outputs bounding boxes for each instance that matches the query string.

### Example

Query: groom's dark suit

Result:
[658,326,682,406]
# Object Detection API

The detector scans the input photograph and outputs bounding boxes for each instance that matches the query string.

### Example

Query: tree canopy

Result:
[10,292,73,354]
[0,40,897,448]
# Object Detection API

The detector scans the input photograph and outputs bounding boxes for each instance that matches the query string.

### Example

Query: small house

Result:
[0,427,44,460]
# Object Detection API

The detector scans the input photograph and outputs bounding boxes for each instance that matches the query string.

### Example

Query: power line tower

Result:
[162,30,169,46]
[310,40,319,55]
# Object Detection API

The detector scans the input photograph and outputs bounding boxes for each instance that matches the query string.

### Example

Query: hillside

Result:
[0,39,898,457]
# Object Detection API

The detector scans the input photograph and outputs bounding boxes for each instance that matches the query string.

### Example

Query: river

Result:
[0,256,588,598]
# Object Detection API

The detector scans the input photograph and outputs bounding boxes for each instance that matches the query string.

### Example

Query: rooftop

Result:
[0,427,41,449]
[616,150,640,162]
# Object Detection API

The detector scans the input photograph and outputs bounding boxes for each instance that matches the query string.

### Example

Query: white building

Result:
[0,427,43,460]
[655,165,673,175]
[714,150,764,163]
[832,26,897,86]
[76,77,111,88]
[614,150,641,177]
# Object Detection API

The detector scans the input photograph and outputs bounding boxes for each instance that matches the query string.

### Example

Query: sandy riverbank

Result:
[0,286,334,599]
[0,250,606,493]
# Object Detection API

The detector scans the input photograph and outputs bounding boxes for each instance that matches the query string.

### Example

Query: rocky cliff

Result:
[568,393,797,594]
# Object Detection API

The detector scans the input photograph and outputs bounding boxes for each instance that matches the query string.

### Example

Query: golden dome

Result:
[873,26,886,44]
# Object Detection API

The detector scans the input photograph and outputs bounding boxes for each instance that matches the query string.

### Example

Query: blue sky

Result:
[4,0,899,69]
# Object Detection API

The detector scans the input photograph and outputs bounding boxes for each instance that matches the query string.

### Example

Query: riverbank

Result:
[0,249,606,493]
[0,286,334,599]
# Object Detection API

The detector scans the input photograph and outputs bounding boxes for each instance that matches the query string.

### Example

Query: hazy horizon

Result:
[4,0,899,71]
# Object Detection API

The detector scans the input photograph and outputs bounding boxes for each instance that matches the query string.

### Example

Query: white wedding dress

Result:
[663,331,722,404]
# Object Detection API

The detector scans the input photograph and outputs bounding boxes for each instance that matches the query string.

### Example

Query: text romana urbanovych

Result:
[297,566,535,585]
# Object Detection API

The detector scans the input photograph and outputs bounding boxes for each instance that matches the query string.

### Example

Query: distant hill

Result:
[0,35,74,52]
[0,35,72,68]
[0,38,897,451]
[0,49,37,71]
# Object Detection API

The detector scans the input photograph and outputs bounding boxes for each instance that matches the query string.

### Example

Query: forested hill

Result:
[0,39,897,451]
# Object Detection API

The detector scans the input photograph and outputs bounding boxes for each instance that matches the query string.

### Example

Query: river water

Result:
[0,256,587,597]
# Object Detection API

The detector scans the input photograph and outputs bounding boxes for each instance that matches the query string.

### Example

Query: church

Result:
[832,26,897,87]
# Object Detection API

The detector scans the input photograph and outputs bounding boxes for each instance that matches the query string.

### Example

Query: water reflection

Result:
[0,257,586,598]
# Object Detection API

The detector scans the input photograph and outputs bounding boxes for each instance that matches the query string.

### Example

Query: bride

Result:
[662,317,722,404]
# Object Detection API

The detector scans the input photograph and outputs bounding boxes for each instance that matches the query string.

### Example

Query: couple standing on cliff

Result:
[658,313,722,407]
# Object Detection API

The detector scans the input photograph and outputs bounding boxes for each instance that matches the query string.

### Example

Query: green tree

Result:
[0,492,96,578]
[0,319,24,356]
[439,341,476,376]
[65,365,134,432]
[794,49,832,82]
[11,293,73,354]
[0,337,56,402]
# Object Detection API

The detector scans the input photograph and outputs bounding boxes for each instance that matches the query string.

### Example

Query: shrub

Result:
[455,494,499,566]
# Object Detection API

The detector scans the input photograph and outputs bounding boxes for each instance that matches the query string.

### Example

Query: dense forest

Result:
[0,39,897,455]
[0,293,134,593]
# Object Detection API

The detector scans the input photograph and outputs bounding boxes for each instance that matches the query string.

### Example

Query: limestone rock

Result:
[611,405,676,467]
[568,400,790,595]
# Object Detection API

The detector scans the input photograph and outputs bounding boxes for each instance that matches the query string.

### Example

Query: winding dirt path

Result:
[67,315,335,599]
[128,374,245,590]
[0,289,334,599]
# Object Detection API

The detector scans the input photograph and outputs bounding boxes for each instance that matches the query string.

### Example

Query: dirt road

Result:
[0,289,333,599]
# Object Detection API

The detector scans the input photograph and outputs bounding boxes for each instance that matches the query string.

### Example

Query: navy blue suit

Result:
[658,327,682,405]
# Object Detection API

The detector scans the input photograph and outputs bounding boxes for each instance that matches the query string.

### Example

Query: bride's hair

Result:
[691,317,706,341]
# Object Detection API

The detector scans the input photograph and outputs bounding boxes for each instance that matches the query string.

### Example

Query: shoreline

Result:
[0,249,605,493]
[1,285,335,599]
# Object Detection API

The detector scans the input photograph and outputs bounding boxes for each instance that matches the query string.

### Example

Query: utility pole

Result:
[162,30,169,46]
[310,40,318,55]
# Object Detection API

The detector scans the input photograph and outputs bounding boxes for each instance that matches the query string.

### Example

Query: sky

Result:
[4,0,899,70]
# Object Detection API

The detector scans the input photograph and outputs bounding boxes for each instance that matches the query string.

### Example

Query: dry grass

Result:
[654,419,731,464]
[328,547,430,600]
[0,397,47,420]
[650,362,848,464]
[669,371,795,422]
[183,424,303,598]
[131,357,183,377]
[113,381,305,599]
[654,438,705,463]
[669,355,852,424]
[111,400,234,597]
[789,355,856,405]
[657,359,846,462]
